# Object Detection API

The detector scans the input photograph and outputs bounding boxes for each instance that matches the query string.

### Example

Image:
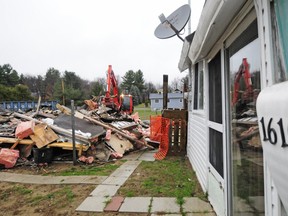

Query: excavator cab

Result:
[120,94,133,115]
[101,65,134,115]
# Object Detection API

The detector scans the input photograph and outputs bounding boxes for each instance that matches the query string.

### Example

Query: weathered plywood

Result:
[30,123,59,148]
[106,134,134,154]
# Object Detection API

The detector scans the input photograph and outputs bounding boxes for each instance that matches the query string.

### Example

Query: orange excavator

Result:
[232,58,254,106]
[101,65,133,115]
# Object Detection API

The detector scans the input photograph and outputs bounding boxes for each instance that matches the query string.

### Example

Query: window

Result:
[193,62,204,110]
[209,52,222,124]
[208,51,223,177]
[271,1,288,82]
[155,99,159,103]
[209,128,223,177]
[227,19,264,215]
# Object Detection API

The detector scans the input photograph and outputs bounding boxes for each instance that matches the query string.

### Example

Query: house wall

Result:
[178,0,274,215]
[149,93,184,110]
[186,112,207,190]
[167,98,183,109]
[150,99,163,111]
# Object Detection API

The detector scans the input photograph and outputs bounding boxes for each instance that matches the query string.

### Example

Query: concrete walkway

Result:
[0,150,216,215]
[76,150,216,215]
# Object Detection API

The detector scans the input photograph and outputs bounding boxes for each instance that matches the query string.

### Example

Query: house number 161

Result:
[259,117,288,147]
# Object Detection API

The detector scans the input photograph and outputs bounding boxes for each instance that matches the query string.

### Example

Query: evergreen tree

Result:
[121,70,135,91]
[134,70,145,92]
[130,85,141,106]
[91,78,105,97]
[44,68,61,100]
[0,64,19,86]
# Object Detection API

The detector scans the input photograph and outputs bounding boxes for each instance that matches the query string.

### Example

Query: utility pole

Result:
[188,0,191,34]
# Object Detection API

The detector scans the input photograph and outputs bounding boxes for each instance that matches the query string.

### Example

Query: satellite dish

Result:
[154,4,191,41]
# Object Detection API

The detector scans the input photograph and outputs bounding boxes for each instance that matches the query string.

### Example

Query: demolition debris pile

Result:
[0,103,157,169]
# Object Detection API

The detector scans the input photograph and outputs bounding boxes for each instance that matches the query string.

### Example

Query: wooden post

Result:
[183,82,188,110]
[163,75,168,110]
[71,100,77,165]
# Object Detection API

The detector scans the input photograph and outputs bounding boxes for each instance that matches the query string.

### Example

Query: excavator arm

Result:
[102,65,133,114]
[103,65,121,110]
[232,58,253,106]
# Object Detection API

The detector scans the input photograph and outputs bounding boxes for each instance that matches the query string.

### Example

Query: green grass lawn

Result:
[117,156,207,204]
[133,103,161,121]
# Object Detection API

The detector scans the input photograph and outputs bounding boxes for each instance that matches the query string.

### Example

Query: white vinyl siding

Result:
[187,112,208,191]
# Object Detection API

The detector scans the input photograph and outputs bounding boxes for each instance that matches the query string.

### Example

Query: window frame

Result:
[193,62,204,111]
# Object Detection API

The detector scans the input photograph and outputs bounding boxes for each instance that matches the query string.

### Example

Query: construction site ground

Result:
[0,150,216,216]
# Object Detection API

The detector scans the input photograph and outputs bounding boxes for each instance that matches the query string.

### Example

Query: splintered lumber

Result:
[0,137,35,145]
[30,123,59,148]
[90,117,153,148]
[106,134,134,154]
[47,142,88,156]
[10,140,20,149]
[56,104,154,149]
[48,142,89,151]
[83,115,152,148]
[13,112,90,145]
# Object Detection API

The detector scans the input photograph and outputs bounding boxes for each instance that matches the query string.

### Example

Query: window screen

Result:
[208,51,222,123]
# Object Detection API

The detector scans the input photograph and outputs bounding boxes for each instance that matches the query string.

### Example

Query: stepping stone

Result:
[104,196,125,212]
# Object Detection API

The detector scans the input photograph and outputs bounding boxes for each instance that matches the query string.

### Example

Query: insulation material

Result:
[15,120,35,139]
[0,148,19,168]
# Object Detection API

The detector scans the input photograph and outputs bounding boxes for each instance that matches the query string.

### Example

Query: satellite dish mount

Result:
[154,4,191,42]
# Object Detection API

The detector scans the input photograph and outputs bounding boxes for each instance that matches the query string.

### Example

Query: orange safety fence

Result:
[150,115,170,160]
[150,115,162,142]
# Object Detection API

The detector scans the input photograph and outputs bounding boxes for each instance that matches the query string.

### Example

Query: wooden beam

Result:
[0,137,35,145]
[13,112,90,145]
[163,75,168,110]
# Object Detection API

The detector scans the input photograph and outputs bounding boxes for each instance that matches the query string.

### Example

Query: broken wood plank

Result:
[10,140,20,149]
[30,123,59,148]
[0,137,35,145]
[47,142,89,152]
[13,112,90,145]
[106,134,134,154]
[56,104,154,149]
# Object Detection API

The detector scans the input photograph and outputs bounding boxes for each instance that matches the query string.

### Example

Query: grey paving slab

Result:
[151,197,180,214]
[122,152,142,160]
[81,175,108,184]
[185,213,217,216]
[119,197,152,213]
[151,214,182,216]
[138,152,156,161]
[76,196,108,212]
[107,160,141,179]
[101,176,128,186]
[0,172,107,185]
[110,167,136,178]
[54,175,106,184]
[183,197,214,213]
[121,160,142,167]
[90,184,120,197]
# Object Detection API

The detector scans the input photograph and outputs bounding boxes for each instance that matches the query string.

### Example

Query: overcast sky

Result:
[0,0,204,85]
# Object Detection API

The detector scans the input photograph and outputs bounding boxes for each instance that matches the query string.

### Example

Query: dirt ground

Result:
[0,156,200,216]
[0,161,118,216]
[0,159,154,216]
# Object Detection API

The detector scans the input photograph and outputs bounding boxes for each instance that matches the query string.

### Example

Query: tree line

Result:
[0,64,188,107]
